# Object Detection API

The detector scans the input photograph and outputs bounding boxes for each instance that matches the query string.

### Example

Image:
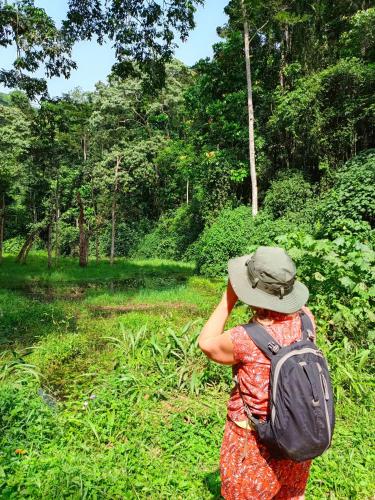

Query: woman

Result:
[198,246,315,500]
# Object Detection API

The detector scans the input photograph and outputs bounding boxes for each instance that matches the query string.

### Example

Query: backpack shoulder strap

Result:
[299,311,315,341]
[242,322,282,358]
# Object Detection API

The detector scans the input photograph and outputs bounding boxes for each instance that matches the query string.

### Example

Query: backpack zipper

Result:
[271,348,323,425]
[316,362,332,449]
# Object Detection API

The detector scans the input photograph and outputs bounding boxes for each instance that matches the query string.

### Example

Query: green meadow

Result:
[0,254,373,499]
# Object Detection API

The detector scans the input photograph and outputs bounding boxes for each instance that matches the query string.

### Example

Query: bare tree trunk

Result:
[0,194,5,263]
[186,179,189,205]
[241,0,258,216]
[91,184,100,264]
[110,157,120,265]
[32,191,37,223]
[16,230,37,264]
[95,231,99,263]
[55,179,60,261]
[55,206,60,259]
[85,223,90,263]
[47,223,52,269]
[22,237,36,264]
[83,134,88,162]
[93,199,100,264]
[77,192,88,267]
[279,24,290,89]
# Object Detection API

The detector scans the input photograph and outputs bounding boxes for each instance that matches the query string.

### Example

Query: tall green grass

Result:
[0,254,373,498]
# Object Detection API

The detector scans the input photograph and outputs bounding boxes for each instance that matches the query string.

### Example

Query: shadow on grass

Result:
[0,254,198,350]
[0,253,196,287]
[0,288,76,351]
[204,470,222,499]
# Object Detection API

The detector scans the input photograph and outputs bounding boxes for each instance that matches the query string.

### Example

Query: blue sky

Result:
[0,0,228,97]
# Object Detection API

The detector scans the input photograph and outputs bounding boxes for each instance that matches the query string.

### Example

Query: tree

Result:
[0,98,30,261]
[13,92,91,264]
[0,0,204,97]
[87,71,186,263]
[63,0,203,86]
[241,0,258,216]
[0,0,76,98]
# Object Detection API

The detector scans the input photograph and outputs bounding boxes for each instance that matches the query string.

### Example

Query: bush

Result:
[98,219,152,258]
[2,236,24,254]
[263,171,313,218]
[191,206,304,276]
[133,204,203,260]
[316,150,375,230]
[316,218,374,245]
[276,232,375,346]
[2,235,44,254]
[57,221,79,256]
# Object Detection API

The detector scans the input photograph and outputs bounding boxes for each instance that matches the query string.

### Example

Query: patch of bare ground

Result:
[90,302,198,315]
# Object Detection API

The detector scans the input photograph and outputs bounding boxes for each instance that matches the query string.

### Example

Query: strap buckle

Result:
[267,342,280,354]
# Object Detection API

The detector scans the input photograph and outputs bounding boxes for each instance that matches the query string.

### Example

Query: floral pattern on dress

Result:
[220,306,316,499]
[220,418,311,500]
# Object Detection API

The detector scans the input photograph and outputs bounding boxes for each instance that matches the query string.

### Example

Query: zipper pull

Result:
[321,374,329,400]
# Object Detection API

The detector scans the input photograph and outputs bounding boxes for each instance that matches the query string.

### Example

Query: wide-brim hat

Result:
[228,246,309,314]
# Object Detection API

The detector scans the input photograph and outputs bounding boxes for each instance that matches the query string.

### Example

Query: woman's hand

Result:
[221,279,238,313]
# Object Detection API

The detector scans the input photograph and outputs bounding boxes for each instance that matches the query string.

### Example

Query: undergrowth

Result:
[0,255,373,499]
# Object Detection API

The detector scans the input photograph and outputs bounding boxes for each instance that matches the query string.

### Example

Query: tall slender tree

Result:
[241,0,258,216]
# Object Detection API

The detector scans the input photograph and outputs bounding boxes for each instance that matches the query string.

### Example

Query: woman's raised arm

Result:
[198,280,238,365]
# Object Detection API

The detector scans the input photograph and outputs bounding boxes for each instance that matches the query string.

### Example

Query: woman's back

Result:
[227,307,316,423]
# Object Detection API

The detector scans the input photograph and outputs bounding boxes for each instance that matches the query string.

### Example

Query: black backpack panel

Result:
[239,311,335,462]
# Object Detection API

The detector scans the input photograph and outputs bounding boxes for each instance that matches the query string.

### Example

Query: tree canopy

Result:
[0,0,203,97]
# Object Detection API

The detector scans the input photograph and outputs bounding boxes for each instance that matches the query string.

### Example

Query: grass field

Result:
[0,254,374,499]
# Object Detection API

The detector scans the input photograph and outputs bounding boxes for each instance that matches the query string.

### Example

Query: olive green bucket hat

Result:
[228,246,309,314]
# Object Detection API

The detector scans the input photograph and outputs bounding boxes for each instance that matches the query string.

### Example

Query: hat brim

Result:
[228,254,309,314]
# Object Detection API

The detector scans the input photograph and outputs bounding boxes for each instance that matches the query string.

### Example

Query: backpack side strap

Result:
[299,311,315,341]
[242,322,282,358]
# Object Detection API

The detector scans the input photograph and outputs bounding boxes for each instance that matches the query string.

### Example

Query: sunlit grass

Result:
[0,252,195,287]
[0,254,373,499]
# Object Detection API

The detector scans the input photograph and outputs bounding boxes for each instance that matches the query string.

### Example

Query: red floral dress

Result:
[220,307,316,500]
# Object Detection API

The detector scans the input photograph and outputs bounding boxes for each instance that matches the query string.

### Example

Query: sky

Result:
[0,0,228,97]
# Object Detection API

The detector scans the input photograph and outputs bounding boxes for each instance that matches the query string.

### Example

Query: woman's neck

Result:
[253,308,295,325]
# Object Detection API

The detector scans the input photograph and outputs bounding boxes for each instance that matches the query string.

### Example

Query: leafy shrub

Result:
[98,219,152,258]
[133,204,203,260]
[190,206,255,276]
[263,171,313,218]
[191,206,303,276]
[316,150,375,230]
[2,235,44,254]
[2,236,24,254]
[316,218,374,245]
[277,232,375,346]
[57,221,79,256]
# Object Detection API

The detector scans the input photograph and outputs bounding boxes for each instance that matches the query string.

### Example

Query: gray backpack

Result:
[236,311,335,462]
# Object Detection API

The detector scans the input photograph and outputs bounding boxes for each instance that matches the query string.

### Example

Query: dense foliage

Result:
[0,0,374,498]
[1,3,374,265]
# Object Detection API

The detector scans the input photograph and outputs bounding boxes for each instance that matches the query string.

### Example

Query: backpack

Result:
[236,311,335,462]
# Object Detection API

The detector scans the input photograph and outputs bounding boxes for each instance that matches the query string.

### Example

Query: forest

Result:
[0,0,374,498]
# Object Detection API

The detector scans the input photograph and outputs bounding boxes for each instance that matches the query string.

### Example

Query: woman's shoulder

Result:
[225,324,263,364]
